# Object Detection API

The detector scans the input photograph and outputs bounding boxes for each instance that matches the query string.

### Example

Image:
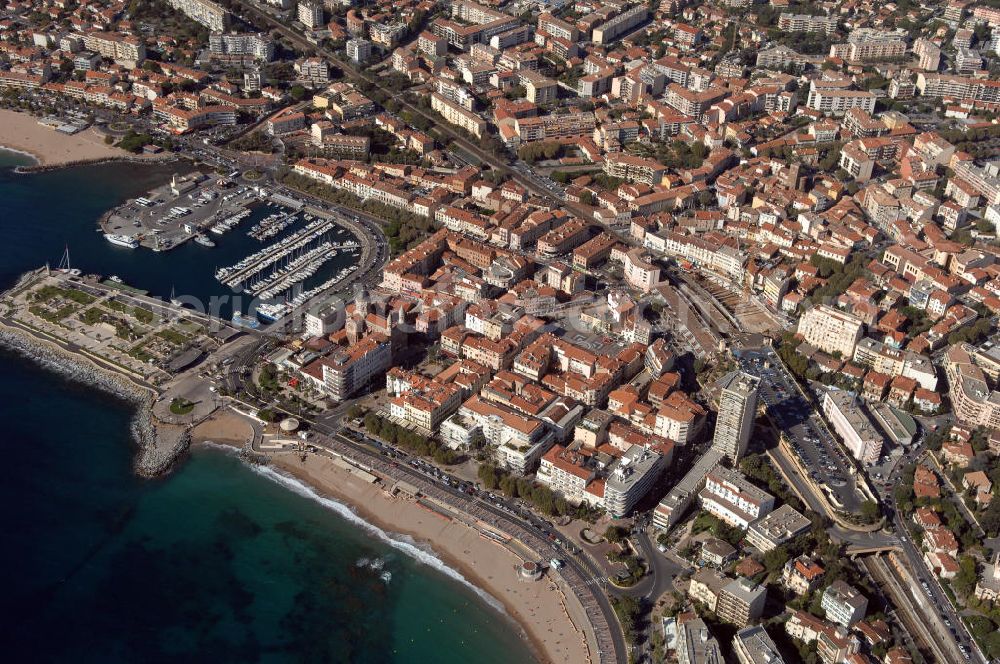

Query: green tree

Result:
[605,525,629,543]
[954,555,978,597]
[762,546,790,574]
[859,500,880,523]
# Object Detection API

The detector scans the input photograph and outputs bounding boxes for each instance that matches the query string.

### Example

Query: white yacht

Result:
[104,233,139,249]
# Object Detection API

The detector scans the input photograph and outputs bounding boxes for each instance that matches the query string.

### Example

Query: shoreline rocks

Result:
[0,325,189,477]
[13,154,179,175]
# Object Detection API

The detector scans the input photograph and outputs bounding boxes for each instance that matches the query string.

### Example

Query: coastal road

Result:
[218,352,628,664]
[308,427,629,664]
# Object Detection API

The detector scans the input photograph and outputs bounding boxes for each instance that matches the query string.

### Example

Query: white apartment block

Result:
[806,85,877,115]
[81,32,146,66]
[822,389,883,465]
[297,1,324,28]
[313,336,392,401]
[165,0,229,32]
[712,371,760,463]
[537,446,595,504]
[852,338,937,390]
[699,465,775,529]
[603,445,665,518]
[778,13,837,34]
[208,33,274,61]
[745,504,811,552]
[431,92,487,138]
[592,5,649,45]
[797,304,864,358]
[821,580,869,626]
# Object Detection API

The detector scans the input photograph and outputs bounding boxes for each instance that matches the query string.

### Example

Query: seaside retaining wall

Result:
[0,322,189,477]
[14,154,180,175]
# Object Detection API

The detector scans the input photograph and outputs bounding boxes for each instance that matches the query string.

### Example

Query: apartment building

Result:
[676,616,723,664]
[755,44,811,70]
[797,304,864,358]
[518,69,557,105]
[156,104,236,132]
[537,12,579,42]
[700,465,775,529]
[621,248,661,293]
[806,83,877,115]
[537,219,591,258]
[689,567,728,611]
[296,57,330,85]
[208,33,274,62]
[745,504,811,552]
[509,111,596,145]
[573,233,619,270]
[603,153,666,185]
[431,92,487,138]
[782,556,826,595]
[717,577,767,627]
[821,580,869,626]
[829,29,906,64]
[852,338,937,390]
[712,371,760,463]
[666,83,728,119]
[346,38,374,64]
[297,1,323,29]
[165,0,229,31]
[389,381,462,432]
[537,446,595,504]
[431,1,518,50]
[916,73,1000,105]
[456,395,554,473]
[945,344,1000,430]
[303,335,392,401]
[653,391,706,444]
[81,32,145,66]
[838,141,876,181]
[955,47,981,74]
[733,625,786,664]
[592,5,649,45]
[266,108,306,135]
[417,31,448,57]
[603,444,666,517]
[822,389,884,465]
[778,13,836,34]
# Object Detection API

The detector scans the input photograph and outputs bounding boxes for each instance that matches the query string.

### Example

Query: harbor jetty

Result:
[0,268,259,477]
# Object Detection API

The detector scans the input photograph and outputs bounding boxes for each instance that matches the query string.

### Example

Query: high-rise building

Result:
[717,577,767,627]
[165,0,230,32]
[346,38,373,64]
[676,616,724,664]
[208,33,275,62]
[733,625,786,664]
[81,32,146,66]
[700,465,775,529]
[712,371,760,462]
[821,580,869,626]
[297,1,323,28]
[603,444,666,518]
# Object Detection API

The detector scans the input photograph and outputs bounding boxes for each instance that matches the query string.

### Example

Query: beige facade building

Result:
[797,304,864,358]
[431,92,487,138]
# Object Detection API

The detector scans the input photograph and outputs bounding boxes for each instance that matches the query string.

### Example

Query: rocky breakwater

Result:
[0,324,190,477]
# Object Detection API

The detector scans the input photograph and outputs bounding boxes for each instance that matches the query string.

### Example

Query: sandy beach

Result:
[190,415,591,664]
[0,109,148,167]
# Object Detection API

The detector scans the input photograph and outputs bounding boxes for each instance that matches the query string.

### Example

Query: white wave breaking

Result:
[250,463,507,614]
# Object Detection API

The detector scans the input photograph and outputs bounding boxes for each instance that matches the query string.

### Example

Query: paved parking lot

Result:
[738,347,865,512]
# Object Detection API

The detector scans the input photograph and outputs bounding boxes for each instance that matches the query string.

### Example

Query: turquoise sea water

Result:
[0,149,535,663]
